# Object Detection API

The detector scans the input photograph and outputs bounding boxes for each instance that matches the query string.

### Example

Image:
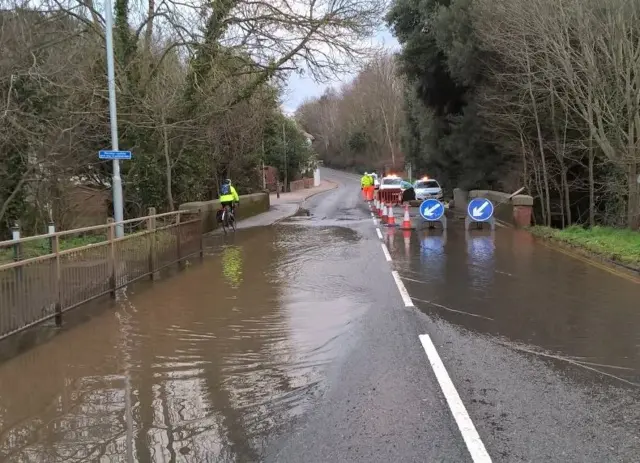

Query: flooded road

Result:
[0,223,370,462]
[386,226,640,383]
[0,169,638,462]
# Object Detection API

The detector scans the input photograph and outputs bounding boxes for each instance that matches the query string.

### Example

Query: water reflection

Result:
[420,231,447,279]
[393,225,640,384]
[221,245,243,289]
[465,230,496,291]
[0,225,367,462]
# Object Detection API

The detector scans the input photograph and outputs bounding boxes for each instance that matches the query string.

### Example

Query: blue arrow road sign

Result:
[99,150,132,160]
[467,198,494,222]
[419,199,445,221]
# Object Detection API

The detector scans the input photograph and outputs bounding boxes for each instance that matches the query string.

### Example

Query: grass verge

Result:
[0,230,178,264]
[0,235,107,263]
[530,225,640,270]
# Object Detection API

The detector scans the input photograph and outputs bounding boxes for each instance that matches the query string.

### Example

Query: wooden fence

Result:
[0,209,203,340]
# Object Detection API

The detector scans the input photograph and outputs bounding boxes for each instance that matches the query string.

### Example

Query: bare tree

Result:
[296,53,405,170]
[474,0,640,228]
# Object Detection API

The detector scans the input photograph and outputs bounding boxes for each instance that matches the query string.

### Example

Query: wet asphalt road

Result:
[268,170,640,462]
[0,168,638,462]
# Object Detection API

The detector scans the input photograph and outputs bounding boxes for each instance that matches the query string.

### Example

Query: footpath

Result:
[236,180,337,229]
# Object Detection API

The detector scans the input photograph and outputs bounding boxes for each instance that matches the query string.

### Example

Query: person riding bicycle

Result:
[219,178,239,218]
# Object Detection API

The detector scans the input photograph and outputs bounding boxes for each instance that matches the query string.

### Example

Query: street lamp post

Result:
[104,0,125,238]
[282,121,287,193]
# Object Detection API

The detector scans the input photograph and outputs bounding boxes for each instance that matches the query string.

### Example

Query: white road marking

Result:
[391,271,414,307]
[371,212,375,217]
[381,243,392,262]
[418,334,492,463]
[376,228,383,240]
[373,218,378,225]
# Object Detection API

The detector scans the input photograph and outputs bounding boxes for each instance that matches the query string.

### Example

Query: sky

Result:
[282,28,400,114]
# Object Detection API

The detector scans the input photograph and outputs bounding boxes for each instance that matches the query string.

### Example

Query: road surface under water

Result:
[0,169,638,462]
[386,225,640,382]
[0,221,374,462]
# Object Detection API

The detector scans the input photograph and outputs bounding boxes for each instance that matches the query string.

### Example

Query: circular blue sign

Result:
[419,199,445,221]
[467,198,494,222]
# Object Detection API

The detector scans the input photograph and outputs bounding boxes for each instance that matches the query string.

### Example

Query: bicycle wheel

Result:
[230,213,236,232]
[221,209,228,234]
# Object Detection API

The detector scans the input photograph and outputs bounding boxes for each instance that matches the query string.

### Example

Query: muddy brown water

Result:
[0,225,366,462]
[385,226,640,386]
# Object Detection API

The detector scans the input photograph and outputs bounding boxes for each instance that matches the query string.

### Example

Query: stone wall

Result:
[463,189,534,228]
[289,179,306,192]
[179,192,270,233]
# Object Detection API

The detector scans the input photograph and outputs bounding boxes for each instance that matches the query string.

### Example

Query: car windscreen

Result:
[382,178,403,186]
[415,180,439,189]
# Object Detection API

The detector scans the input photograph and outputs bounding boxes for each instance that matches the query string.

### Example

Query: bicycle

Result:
[219,203,237,234]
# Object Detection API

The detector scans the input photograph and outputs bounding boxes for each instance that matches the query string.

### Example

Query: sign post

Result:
[104,0,125,238]
[465,197,495,230]
[419,199,447,230]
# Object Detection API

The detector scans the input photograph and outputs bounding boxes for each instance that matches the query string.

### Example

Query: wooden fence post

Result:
[176,212,183,269]
[147,207,158,280]
[11,222,22,283]
[52,233,62,326]
[11,223,21,261]
[107,218,116,297]
[47,222,56,254]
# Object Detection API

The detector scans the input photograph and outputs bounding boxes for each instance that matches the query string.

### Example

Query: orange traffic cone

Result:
[386,204,396,227]
[381,203,388,224]
[399,204,414,230]
[378,201,385,218]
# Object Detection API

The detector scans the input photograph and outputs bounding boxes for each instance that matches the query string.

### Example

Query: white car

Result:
[379,175,404,190]
[414,178,443,200]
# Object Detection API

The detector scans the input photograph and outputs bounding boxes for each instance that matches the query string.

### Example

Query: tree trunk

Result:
[530,144,547,226]
[531,95,551,226]
[162,112,174,211]
[380,104,395,167]
[628,162,639,229]
[588,139,595,227]
[549,79,571,226]
[587,90,595,227]
[561,168,571,226]
[525,44,551,225]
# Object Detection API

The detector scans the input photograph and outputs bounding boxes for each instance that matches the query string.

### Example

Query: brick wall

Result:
[263,166,279,192]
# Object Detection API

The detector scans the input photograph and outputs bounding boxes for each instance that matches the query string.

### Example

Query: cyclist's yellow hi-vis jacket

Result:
[220,185,239,203]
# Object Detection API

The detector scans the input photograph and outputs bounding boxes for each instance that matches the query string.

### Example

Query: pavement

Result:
[235,180,337,229]
[0,168,637,462]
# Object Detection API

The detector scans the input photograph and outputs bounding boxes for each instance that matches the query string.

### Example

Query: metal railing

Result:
[0,209,203,340]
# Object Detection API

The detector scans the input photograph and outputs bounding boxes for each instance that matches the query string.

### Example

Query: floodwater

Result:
[385,225,640,386]
[0,225,367,462]
[1,194,639,462]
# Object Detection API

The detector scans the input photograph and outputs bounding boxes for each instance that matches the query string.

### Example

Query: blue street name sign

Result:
[467,198,494,222]
[419,199,445,221]
[99,150,132,160]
